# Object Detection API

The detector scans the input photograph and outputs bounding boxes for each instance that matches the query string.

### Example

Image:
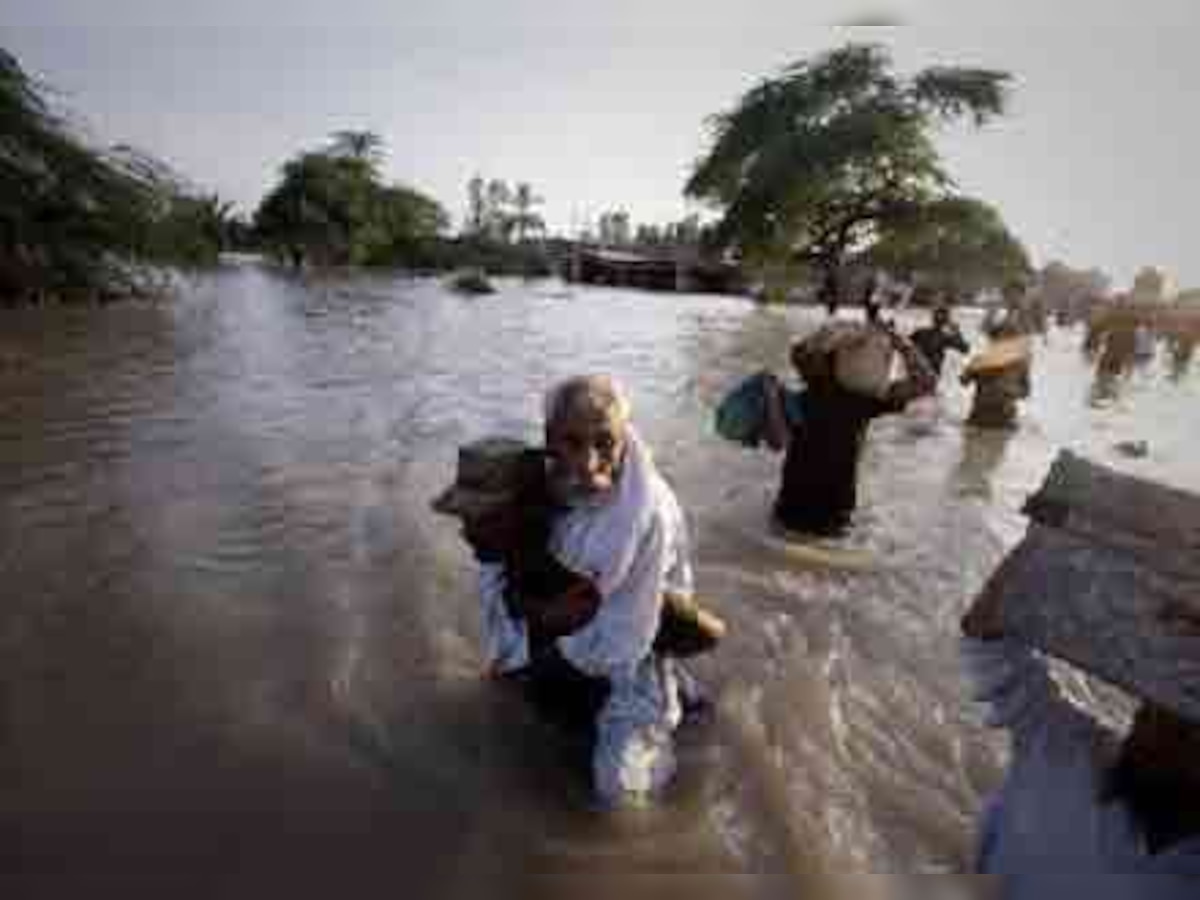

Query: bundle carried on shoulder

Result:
[793,322,895,398]
[976,451,1200,720]
[963,336,1031,378]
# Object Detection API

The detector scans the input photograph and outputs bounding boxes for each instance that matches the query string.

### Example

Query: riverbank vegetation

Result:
[0,48,233,305]
[449,175,553,276]
[253,131,449,270]
[253,155,558,276]
[10,39,1169,311]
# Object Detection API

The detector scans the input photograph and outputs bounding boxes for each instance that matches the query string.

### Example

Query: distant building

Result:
[566,245,744,295]
[1130,266,1173,304]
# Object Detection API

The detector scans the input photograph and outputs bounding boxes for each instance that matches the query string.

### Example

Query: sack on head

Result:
[794,323,894,398]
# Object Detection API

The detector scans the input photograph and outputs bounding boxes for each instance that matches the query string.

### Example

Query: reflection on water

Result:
[1170,337,1196,383]
[1,264,1197,895]
[1090,367,1126,407]
[954,429,1016,502]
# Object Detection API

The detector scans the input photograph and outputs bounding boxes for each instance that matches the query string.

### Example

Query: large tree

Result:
[686,43,1013,305]
[863,196,1030,300]
[255,135,447,268]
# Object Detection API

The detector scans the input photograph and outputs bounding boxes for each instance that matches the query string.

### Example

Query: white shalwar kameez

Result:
[477,428,694,805]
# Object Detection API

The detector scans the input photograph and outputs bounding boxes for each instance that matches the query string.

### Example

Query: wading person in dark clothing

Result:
[762,323,936,538]
[910,306,970,381]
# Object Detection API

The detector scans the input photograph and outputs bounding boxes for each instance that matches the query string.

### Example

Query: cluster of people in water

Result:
[429,287,1198,887]
[1086,307,1198,385]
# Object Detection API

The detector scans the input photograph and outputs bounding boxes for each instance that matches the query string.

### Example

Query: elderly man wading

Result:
[435,376,704,806]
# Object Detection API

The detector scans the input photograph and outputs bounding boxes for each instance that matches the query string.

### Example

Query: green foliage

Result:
[255,135,448,268]
[0,47,229,303]
[686,43,1013,297]
[327,130,384,169]
[864,196,1030,299]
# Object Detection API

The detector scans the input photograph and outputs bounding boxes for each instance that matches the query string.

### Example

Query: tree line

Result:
[1,40,1033,306]
[0,47,240,304]
[252,145,559,274]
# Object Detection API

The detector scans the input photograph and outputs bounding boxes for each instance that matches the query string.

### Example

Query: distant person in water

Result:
[961,572,1200,889]
[1133,323,1157,365]
[763,321,936,537]
[1170,332,1197,381]
[1096,314,1139,377]
[910,306,970,381]
[960,325,1031,430]
[861,271,884,325]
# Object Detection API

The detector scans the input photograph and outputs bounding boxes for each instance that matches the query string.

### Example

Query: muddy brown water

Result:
[2,263,1197,897]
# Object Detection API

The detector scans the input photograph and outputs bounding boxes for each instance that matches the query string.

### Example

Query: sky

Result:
[4,0,1199,288]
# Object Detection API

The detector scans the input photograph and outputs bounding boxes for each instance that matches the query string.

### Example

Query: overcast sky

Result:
[5,1,1198,287]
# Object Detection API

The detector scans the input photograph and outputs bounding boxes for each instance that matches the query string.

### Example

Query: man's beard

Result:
[550,469,618,507]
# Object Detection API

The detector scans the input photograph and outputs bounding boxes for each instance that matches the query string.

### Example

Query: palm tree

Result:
[327,130,384,170]
[485,179,513,243]
[511,182,545,243]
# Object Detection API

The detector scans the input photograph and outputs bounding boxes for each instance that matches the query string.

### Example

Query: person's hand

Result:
[881,319,909,349]
[533,581,602,637]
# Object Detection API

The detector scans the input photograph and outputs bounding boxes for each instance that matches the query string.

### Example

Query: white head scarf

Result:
[543,376,683,676]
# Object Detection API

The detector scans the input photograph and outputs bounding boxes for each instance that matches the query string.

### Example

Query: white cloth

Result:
[551,428,694,805]
[552,428,694,679]
[963,638,1200,893]
[477,564,528,673]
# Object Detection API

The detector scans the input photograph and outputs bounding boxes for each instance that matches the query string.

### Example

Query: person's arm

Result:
[762,373,791,452]
[524,573,602,638]
[948,326,971,355]
[478,564,530,675]
[883,326,938,407]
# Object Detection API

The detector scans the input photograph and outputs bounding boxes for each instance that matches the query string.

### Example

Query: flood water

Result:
[2,263,1197,897]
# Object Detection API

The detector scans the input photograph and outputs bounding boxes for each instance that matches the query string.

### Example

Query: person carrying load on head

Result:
[960,322,1031,430]
[432,375,723,806]
[760,318,936,538]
